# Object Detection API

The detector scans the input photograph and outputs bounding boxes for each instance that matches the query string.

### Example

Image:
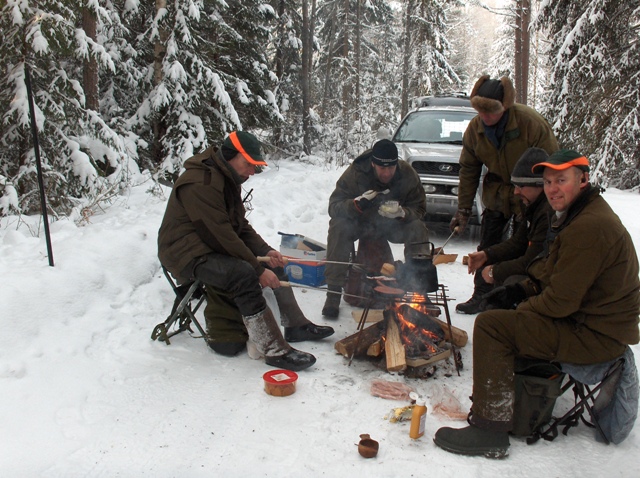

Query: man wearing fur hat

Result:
[464,148,553,304]
[452,75,559,314]
[158,131,334,371]
[321,139,430,318]
[434,150,640,457]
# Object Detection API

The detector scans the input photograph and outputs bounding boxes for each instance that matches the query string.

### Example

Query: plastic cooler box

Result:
[279,232,327,287]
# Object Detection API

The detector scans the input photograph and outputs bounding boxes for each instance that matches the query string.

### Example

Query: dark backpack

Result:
[512,359,564,437]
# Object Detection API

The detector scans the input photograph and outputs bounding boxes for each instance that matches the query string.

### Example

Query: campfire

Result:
[334,286,466,375]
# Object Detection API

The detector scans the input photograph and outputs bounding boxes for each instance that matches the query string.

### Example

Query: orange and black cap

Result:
[223,131,267,166]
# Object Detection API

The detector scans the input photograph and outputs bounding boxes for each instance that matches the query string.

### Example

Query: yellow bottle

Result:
[409,393,427,439]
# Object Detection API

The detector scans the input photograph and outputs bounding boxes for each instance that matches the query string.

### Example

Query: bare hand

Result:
[259,269,281,289]
[467,251,487,274]
[265,249,286,268]
[481,265,495,284]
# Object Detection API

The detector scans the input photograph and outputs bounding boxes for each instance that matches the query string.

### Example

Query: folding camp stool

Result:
[151,266,208,345]
[529,356,626,445]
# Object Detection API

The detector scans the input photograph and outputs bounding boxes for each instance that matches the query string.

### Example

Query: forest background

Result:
[0,0,638,220]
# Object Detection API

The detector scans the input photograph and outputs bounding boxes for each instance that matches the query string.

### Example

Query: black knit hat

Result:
[511,148,547,186]
[371,139,398,167]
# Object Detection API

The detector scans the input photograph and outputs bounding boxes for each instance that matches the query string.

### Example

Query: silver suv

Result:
[392,95,482,225]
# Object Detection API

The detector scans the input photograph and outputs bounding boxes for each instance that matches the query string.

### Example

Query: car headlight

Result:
[451,186,459,195]
[423,184,437,193]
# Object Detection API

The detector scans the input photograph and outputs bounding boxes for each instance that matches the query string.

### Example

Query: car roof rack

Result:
[413,94,471,108]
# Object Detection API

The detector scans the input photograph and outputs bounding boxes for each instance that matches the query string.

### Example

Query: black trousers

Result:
[185,253,287,317]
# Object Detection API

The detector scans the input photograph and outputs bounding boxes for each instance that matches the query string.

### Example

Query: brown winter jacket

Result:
[157,146,272,282]
[518,186,640,346]
[458,104,558,217]
[484,192,552,285]
[328,150,426,222]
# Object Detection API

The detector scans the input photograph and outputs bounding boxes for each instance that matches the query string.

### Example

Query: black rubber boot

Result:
[207,340,246,357]
[455,294,488,314]
[456,271,492,314]
[265,349,317,372]
[433,425,510,458]
[284,323,335,343]
[322,285,342,318]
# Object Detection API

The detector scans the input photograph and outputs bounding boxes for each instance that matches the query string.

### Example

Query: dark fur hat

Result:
[470,75,516,114]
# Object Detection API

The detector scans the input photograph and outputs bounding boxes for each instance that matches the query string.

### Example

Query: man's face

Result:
[543,167,589,212]
[228,154,257,182]
[513,185,543,207]
[478,110,504,126]
[372,163,397,184]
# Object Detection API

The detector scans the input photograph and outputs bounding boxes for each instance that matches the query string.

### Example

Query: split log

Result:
[433,254,458,265]
[334,321,385,358]
[351,310,468,347]
[366,340,383,357]
[406,348,451,367]
[385,317,407,372]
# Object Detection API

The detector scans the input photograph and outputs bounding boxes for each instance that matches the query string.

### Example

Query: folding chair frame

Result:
[529,357,625,445]
[151,266,208,345]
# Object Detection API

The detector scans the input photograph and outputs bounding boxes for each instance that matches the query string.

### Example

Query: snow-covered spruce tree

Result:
[0,0,129,217]
[313,0,397,164]
[535,0,640,188]
[407,0,461,99]
[267,0,307,157]
[129,0,283,179]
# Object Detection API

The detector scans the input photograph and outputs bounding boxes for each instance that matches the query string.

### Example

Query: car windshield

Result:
[393,110,476,144]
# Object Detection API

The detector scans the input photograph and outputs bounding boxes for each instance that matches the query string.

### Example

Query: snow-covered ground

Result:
[1,158,638,476]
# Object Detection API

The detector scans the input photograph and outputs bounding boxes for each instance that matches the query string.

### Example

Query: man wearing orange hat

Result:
[434,150,639,457]
[158,131,333,371]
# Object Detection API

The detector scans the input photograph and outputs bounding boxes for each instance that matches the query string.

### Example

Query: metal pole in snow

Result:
[24,63,54,267]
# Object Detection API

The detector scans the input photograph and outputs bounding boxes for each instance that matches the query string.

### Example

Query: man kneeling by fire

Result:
[433,150,640,458]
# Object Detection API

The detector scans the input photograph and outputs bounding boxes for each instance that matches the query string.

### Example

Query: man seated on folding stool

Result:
[322,139,430,317]
[433,149,640,458]
[158,131,334,372]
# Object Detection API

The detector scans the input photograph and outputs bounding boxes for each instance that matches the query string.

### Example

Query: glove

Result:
[378,200,405,219]
[482,283,526,310]
[449,208,471,234]
[354,189,388,212]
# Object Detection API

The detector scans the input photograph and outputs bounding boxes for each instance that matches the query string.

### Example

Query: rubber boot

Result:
[456,271,493,315]
[322,285,342,318]
[273,286,335,342]
[242,308,316,372]
[433,424,510,459]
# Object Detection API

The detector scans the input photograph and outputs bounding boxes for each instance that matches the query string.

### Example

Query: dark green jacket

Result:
[458,104,558,217]
[484,193,552,285]
[158,146,271,281]
[519,187,640,346]
[328,150,426,222]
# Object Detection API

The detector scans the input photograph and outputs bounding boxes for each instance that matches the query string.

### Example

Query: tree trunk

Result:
[82,5,98,111]
[152,0,169,166]
[354,0,361,120]
[401,1,413,117]
[301,0,312,155]
[341,0,350,162]
[515,0,530,105]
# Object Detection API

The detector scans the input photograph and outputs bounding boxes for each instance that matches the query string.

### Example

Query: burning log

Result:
[334,321,385,358]
[351,309,468,348]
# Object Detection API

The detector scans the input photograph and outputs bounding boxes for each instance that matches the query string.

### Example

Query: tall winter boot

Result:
[455,271,493,315]
[322,285,342,318]
[273,286,335,343]
[242,307,316,371]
